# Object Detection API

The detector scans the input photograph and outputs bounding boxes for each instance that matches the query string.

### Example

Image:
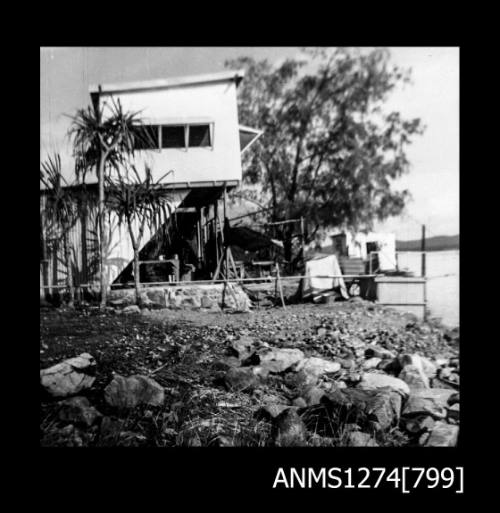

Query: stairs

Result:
[338,257,366,276]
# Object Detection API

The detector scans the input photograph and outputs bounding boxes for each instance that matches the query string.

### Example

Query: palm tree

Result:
[40,154,80,307]
[105,165,174,306]
[69,97,153,307]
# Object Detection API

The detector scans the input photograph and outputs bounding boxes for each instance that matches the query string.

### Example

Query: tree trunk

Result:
[64,229,74,308]
[98,155,107,308]
[133,248,141,306]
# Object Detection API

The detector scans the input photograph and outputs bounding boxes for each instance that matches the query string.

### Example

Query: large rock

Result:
[255,403,291,421]
[284,369,319,391]
[403,415,435,434]
[322,387,402,431]
[403,392,448,420]
[425,421,459,447]
[365,346,396,360]
[295,356,341,377]
[259,348,305,374]
[377,358,403,375]
[358,373,410,398]
[363,357,382,370]
[109,297,132,307]
[200,296,215,309]
[104,374,165,409]
[145,289,167,307]
[345,431,379,447]
[398,364,429,390]
[300,385,327,406]
[399,353,437,378]
[58,396,102,427]
[418,356,438,378]
[273,409,307,446]
[121,305,141,315]
[40,353,96,397]
[292,397,308,408]
[438,367,453,380]
[223,367,259,392]
[228,336,255,361]
[403,387,456,420]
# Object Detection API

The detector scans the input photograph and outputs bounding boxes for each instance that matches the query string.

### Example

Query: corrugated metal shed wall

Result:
[40,193,100,295]
[40,188,186,296]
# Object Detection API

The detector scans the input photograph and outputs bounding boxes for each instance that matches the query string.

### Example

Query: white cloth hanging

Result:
[301,254,349,299]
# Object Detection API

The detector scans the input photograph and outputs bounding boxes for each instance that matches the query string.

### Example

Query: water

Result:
[396,250,459,328]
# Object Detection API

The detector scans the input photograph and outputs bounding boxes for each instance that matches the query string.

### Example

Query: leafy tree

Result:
[105,165,174,305]
[40,154,93,306]
[226,48,424,265]
[69,98,153,307]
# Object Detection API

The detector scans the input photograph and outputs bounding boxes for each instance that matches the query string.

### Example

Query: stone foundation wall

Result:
[109,283,251,311]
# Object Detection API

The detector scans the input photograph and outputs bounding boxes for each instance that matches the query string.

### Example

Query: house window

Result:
[188,124,211,147]
[133,125,159,150]
[162,125,186,148]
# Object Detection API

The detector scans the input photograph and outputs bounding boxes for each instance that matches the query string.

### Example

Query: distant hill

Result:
[396,234,459,252]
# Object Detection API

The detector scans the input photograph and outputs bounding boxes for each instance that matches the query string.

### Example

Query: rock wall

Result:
[109,283,251,311]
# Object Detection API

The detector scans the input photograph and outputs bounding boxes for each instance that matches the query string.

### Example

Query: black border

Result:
[30,30,476,502]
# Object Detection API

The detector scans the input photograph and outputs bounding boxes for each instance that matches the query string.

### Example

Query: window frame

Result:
[136,122,215,151]
[132,124,161,152]
[161,124,188,150]
[187,123,213,149]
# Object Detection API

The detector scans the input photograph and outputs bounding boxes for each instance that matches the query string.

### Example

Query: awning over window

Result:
[239,125,263,153]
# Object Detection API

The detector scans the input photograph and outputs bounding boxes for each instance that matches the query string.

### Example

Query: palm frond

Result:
[104,164,175,244]
[68,96,152,183]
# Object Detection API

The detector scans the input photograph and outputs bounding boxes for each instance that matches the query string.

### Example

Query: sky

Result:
[40,47,459,241]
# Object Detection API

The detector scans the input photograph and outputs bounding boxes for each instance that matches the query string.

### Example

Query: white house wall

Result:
[99,81,242,185]
[40,190,187,291]
[349,232,397,270]
[104,192,187,285]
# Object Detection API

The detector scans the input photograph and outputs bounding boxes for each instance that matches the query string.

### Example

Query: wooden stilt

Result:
[212,250,225,281]
[227,247,239,279]
[196,208,202,264]
[275,262,286,309]
[223,186,228,280]
[214,200,219,270]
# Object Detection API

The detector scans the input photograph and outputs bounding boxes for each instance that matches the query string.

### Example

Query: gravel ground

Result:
[40,300,459,447]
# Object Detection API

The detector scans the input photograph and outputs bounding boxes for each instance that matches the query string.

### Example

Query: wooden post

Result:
[81,208,88,286]
[421,224,427,321]
[223,186,228,279]
[173,254,179,282]
[204,207,208,247]
[196,208,202,263]
[421,225,426,277]
[214,200,219,272]
[98,173,104,299]
[275,262,286,309]
[300,216,305,263]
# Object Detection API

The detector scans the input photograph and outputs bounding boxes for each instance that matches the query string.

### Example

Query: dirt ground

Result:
[40,301,458,447]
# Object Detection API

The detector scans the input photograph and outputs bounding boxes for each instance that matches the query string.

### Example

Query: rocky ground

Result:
[40,299,459,447]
